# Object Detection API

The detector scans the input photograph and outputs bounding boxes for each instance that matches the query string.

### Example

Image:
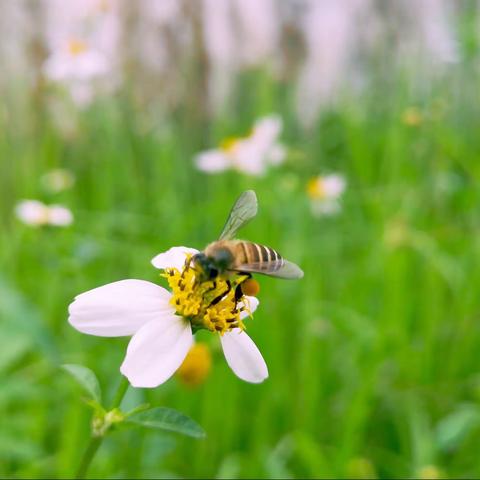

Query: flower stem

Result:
[110,376,130,409]
[75,376,130,479]
[75,437,102,479]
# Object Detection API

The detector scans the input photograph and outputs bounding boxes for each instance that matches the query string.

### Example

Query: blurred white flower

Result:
[43,38,109,83]
[40,168,75,193]
[15,200,73,227]
[0,1,33,86]
[416,0,458,64]
[202,0,237,113]
[43,0,120,106]
[232,0,279,67]
[202,0,279,113]
[296,0,364,128]
[307,174,346,217]
[142,0,180,25]
[68,246,267,388]
[392,0,458,67]
[195,115,286,176]
[43,38,109,106]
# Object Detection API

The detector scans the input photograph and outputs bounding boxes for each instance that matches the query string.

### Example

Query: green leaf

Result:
[127,407,205,438]
[0,334,31,372]
[0,277,59,362]
[62,364,102,403]
[435,404,480,452]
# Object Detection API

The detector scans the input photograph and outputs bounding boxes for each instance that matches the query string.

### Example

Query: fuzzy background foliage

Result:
[2,1,480,478]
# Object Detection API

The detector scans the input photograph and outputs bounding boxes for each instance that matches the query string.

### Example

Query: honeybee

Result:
[193,190,303,284]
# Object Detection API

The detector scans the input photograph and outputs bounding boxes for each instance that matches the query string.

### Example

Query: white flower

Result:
[307,174,346,217]
[231,0,279,67]
[43,38,110,106]
[68,246,268,388]
[43,38,109,83]
[42,0,120,106]
[201,0,279,112]
[194,115,286,176]
[295,0,361,128]
[15,200,73,227]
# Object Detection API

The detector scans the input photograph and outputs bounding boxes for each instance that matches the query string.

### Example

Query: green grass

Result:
[2,71,480,479]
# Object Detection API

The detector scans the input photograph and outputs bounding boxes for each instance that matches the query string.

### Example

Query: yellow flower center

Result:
[307,177,326,200]
[36,208,51,225]
[219,136,241,154]
[219,127,256,158]
[163,257,252,335]
[68,39,88,57]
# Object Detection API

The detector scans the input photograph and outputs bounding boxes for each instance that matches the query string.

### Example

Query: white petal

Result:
[322,174,346,198]
[252,115,283,145]
[233,140,266,176]
[220,329,268,383]
[44,49,109,82]
[73,51,109,80]
[15,200,48,226]
[68,280,173,337]
[120,315,193,388]
[239,296,259,320]
[48,205,74,226]
[151,246,199,271]
[194,149,230,172]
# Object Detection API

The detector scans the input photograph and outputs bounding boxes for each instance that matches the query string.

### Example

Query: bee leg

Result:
[205,280,217,292]
[209,280,231,306]
[235,273,252,301]
[234,284,243,302]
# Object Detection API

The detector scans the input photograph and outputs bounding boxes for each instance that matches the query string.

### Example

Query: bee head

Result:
[192,252,218,280]
[193,248,233,280]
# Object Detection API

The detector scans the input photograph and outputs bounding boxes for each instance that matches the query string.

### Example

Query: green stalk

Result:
[110,376,130,410]
[75,437,102,479]
[75,376,130,479]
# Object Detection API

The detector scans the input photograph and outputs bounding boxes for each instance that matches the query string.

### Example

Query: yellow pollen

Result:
[241,278,260,297]
[162,256,252,335]
[307,177,326,200]
[68,39,88,56]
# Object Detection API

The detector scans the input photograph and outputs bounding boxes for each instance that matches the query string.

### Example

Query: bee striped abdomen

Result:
[237,241,284,272]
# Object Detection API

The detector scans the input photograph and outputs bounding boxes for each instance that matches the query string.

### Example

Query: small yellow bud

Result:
[402,107,423,126]
[176,343,212,388]
[416,465,444,480]
[41,169,75,193]
[346,457,377,479]
[383,218,410,249]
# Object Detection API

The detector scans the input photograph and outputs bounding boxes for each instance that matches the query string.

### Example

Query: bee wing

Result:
[219,190,258,240]
[234,259,304,279]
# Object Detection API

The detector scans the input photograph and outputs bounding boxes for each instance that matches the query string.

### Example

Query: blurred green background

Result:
[2,1,480,478]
